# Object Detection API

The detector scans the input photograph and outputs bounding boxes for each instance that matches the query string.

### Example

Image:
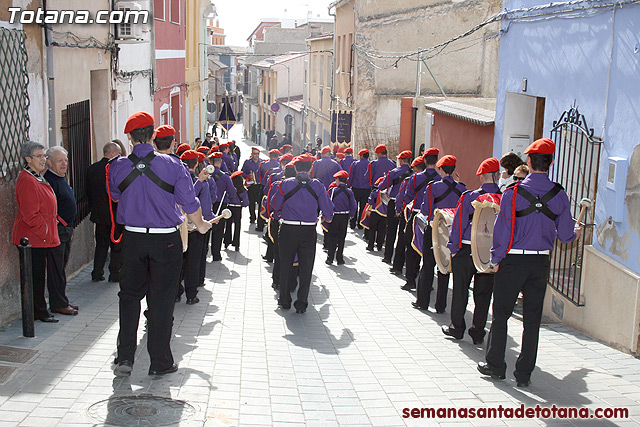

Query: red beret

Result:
[411,156,424,167]
[176,143,190,154]
[333,170,349,179]
[197,152,205,162]
[374,144,387,154]
[180,150,199,161]
[524,138,556,155]
[230,171,243,178]
[285,159,297,169]
[155,125,175,138]
[209,145,219,153]
[279,153,294,162]
[219,142,229,148]
[358,148,369,156]
[436,155,457,168]
[124,112,154,134]
[397,150,413,160]
[210,151,223,159]
[424,147,439,156]
[295,153,317,163]
[328,181,338,189]
[333,145,340,152]
[374,176,385,186]
[321,146,331,154]
[269,149,280,155]
[344,147,354,154]
[196,146,209,154]
[337,153,345,159]
[251,146,261,152]
[476,157,500,175]
[281,144,292,150]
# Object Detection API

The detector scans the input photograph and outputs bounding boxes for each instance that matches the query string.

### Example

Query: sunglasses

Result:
[513,176,526,181]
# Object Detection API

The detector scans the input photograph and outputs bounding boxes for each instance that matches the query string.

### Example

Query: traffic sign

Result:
[271,103,280,113]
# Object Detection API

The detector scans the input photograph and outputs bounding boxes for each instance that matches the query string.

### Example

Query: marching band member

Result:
[241,147,263,224]
[479,139,578,387]
[341,147,355,172]
[414,155,466,313]
[109,112,211,377]
[220,142,237,172]
[270,153,334,313]
[325,170,357,265]
[224,171,249,251]
[255,149,280,232]
[312,146,342,189]
[365,144,396,187]
[365,177,386,251]
[379,150,413,266]
[208,152,237,261]
[263,154,293,263]
[348,148,371,230]
[443,157,500,344]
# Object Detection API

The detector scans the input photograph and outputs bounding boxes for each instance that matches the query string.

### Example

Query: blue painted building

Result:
[492,0,640,352]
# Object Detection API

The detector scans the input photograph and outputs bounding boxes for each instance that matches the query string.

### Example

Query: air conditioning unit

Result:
[115,0,150,43]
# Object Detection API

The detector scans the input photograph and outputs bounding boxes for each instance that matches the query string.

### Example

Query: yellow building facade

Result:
[306,35,333,146]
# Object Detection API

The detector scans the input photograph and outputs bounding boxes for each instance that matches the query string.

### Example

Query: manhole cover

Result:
[0,345,37,364]
[87,394,196,426]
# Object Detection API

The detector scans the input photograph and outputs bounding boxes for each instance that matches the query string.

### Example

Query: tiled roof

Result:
[425,100,495,126]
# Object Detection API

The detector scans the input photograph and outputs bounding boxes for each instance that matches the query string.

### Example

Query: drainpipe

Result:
[412,106,417,154]
[43,0,56,146]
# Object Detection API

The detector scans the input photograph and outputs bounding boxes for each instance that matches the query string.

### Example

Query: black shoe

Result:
[92,276,105,282]
[389,268,402,275]
[337,259,345,265]
[277,303,291,310]
[325,258,333,265]
[37,315,59,323]
[186,297,200,305]
[114,360,133,376]
[376,246,382,251]
[175,295,182,303]
[250,219,255,224]
[436,310,445,314]
[411,302,428,310]
[442,325,464,340]
[212,256,222,262]
[366,246,374,251]
[108,276,119,283]
[262,256,273,263]
[234,246,239,252]
[382,258,392,264]
[295,308,306,314]
[477,362,506,380]
[516,379,531,388]
[255,227,263,232]
[149,363,178,376]
[468,328,485,345]
[401,283,416,291]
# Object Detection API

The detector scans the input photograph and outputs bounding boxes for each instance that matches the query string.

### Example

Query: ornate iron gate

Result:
[0,28,30,184]
[61,100,91,227]
[548,106,602,305]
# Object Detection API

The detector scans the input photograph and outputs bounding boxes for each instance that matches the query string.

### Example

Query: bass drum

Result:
[470,193,502,273]
[431,208,456,274]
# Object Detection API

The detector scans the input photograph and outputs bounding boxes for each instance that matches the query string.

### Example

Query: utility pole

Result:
[415,48,422,98]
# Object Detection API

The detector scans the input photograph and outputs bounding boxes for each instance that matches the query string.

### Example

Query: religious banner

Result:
[218,97,236,131]
[330,111,353,144]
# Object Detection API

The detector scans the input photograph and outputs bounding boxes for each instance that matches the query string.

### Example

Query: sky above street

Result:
[215,0,333,47]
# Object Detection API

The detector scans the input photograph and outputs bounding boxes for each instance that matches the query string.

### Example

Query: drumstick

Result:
[215,191,227,216]
[575,198,592,226]
[209,208,232,224]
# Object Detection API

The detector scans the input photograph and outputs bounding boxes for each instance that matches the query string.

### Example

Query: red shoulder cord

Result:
[457,193,466,250]
[427,183,433,220]
[506,182,520,253]
[104,163,123,244]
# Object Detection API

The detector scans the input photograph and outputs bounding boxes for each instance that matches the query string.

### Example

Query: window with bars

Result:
[0,28,30,184]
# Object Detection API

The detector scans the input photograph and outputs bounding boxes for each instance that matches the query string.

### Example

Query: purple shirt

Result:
[420,176,467,220]
[348,158,371,189]
[379,164,412,200]
[340,156,355,172]
[329,184,357,217]
[108,143,200,227]
[228,189,249,207]
[264,166,283,195]
[242,158,262,183]
[491,173,576,264]
[258,159,279,184]
[447,183,500,255]
[312,157,342,189]
[210,167,237,205]
[207,177,218,204]
[366,157,396,186]
[270,173,334,223]
[191,171,214,221]
[402,168,441,213]
[222,152,236,172]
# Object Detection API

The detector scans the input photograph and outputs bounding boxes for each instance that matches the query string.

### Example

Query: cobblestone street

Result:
[0,135,639,426]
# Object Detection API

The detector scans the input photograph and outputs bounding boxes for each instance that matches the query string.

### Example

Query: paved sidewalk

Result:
[1,128,639,426]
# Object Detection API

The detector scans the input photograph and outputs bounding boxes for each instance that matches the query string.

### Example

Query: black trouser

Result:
[327,214,349,263]
[449,244,494,339]
[247,185,261,223]
[485,254,549,383]
[24,247,50,320]
[416,224,450,311]
[256,188,266,230]
[271,220,281,285]
[46,224,73,310]
[278,224,316,311]
[265,219,277,262]
[351,188,371,228]
[392,215,407,271]
[224,206,242,248]
[210,202,226,260]
[383,199,398,261]
[199,229,211,286]
[116,230,182,371]
[183,231,205,300]
[92,223,123,281]
[404,214,421,285]
[367,211,386,249]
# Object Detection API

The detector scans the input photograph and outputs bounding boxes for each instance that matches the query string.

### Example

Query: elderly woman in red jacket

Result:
[12,141,61,323]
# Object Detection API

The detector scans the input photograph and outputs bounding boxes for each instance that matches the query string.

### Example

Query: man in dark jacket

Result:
[86,142,122,282]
